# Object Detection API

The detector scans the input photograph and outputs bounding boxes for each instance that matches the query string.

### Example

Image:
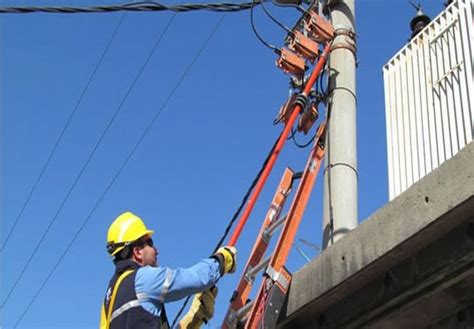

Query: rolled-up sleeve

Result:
[136,258,221,303]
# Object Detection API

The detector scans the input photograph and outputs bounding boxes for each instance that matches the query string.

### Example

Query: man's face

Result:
[135,235,159,267]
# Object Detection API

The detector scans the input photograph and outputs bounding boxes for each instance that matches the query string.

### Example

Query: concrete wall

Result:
[278,141,474,328]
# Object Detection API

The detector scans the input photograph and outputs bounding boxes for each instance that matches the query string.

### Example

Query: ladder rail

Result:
[269,122,326,271]
[245,122,327,329]
[223,38,332,329]
[223,168,294,329]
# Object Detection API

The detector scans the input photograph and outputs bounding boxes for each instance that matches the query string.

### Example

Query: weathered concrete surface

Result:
[278,141,474,328]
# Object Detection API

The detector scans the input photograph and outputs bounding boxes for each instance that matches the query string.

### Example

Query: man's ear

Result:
[132,246,143,262]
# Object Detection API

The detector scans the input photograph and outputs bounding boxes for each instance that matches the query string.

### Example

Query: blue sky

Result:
[2,0,445,328]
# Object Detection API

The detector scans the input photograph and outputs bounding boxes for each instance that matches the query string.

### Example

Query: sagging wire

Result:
[291,126,317,148]
[286,127,296,140]
[271,0,319,16]
[271,0,304,10]
[260,0,291,33]
[289,60,329,149]
[250,0,279,52]
[317,62,329,101]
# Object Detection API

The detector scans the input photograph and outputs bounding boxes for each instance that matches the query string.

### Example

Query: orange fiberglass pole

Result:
[228,43,331,247]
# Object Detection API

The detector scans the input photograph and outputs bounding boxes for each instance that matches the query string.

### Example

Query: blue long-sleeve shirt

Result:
[134,258,221,316]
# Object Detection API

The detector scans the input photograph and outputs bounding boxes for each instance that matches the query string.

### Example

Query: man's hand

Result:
[179,286,218,329]
[214,246,237,275]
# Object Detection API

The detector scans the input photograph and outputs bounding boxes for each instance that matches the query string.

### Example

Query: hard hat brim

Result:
[109,229,155,256]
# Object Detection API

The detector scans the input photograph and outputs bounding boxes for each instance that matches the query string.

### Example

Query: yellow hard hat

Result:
[106,211,154,256]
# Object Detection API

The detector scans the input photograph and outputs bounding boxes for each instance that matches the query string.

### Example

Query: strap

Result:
[110,300,141,322]
[110,291,148,322]
[161,305,170,329]
[105,269,135,329]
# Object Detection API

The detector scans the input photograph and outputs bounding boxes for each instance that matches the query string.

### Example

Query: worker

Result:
[100,211,237,329]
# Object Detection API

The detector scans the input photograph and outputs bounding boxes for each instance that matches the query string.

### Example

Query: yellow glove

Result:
[179,286,218,329]
[215,246,237,274]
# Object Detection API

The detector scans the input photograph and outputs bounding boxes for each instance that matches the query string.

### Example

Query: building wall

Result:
[383,0,474,200]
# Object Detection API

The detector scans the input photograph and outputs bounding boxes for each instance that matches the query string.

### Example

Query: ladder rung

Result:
[246,256,271,282]
[263,213,288,241]
[236,300,254,320]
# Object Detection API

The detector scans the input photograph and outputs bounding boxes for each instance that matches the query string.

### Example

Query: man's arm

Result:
[137,246,237,303]
[136,258,221,303]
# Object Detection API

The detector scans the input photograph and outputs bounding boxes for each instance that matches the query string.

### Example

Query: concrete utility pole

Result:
[322,0,358,249]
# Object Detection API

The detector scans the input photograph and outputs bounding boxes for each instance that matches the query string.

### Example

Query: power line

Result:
[260,0,291,33]
[250,0,279,51]
[11,13,224,329]
[1,10,176,310]
[0,14,127,253]
[0,1,260,14]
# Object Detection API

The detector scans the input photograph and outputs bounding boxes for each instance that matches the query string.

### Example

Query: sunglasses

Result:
[142,238,154,248]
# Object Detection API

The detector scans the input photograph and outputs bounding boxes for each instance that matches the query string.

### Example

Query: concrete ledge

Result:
[279,142,474,328]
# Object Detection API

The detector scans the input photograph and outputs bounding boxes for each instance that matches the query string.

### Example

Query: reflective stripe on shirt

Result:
[110,300,141,322]
[158,268,174,303]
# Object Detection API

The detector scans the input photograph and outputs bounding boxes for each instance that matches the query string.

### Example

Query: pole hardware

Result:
[304,10,334,42]
[331,27,357,56]
[298,100,319,134]
[288,30,320,63]
[274,93,298,125]
[265,266,290,290]
[276,48,306,77]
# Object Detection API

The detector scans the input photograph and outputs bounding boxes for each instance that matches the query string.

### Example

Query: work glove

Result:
[178,286,218,329]
[214,246,237,275]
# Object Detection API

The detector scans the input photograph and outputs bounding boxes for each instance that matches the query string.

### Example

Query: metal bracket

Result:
[261,278,289,328]
[331,28,357,56]
[268,203,281,224]
[225,309,238,328]
[265,266,290,291]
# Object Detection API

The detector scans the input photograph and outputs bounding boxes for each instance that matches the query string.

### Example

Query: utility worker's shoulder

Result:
[135,266,175,300]
[136,266,171,285]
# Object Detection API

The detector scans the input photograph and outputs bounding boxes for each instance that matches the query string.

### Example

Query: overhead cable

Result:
[2,11,176,311]
[271,0,303,9]
[0,14,127,253]
[0,1,260,14]
[250,0,279,51]
[12,14,223,329]
[291,127,317,148]
[260,0,291,33]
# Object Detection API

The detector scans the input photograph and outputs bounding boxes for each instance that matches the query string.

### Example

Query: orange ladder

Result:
[223,122,327,329]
